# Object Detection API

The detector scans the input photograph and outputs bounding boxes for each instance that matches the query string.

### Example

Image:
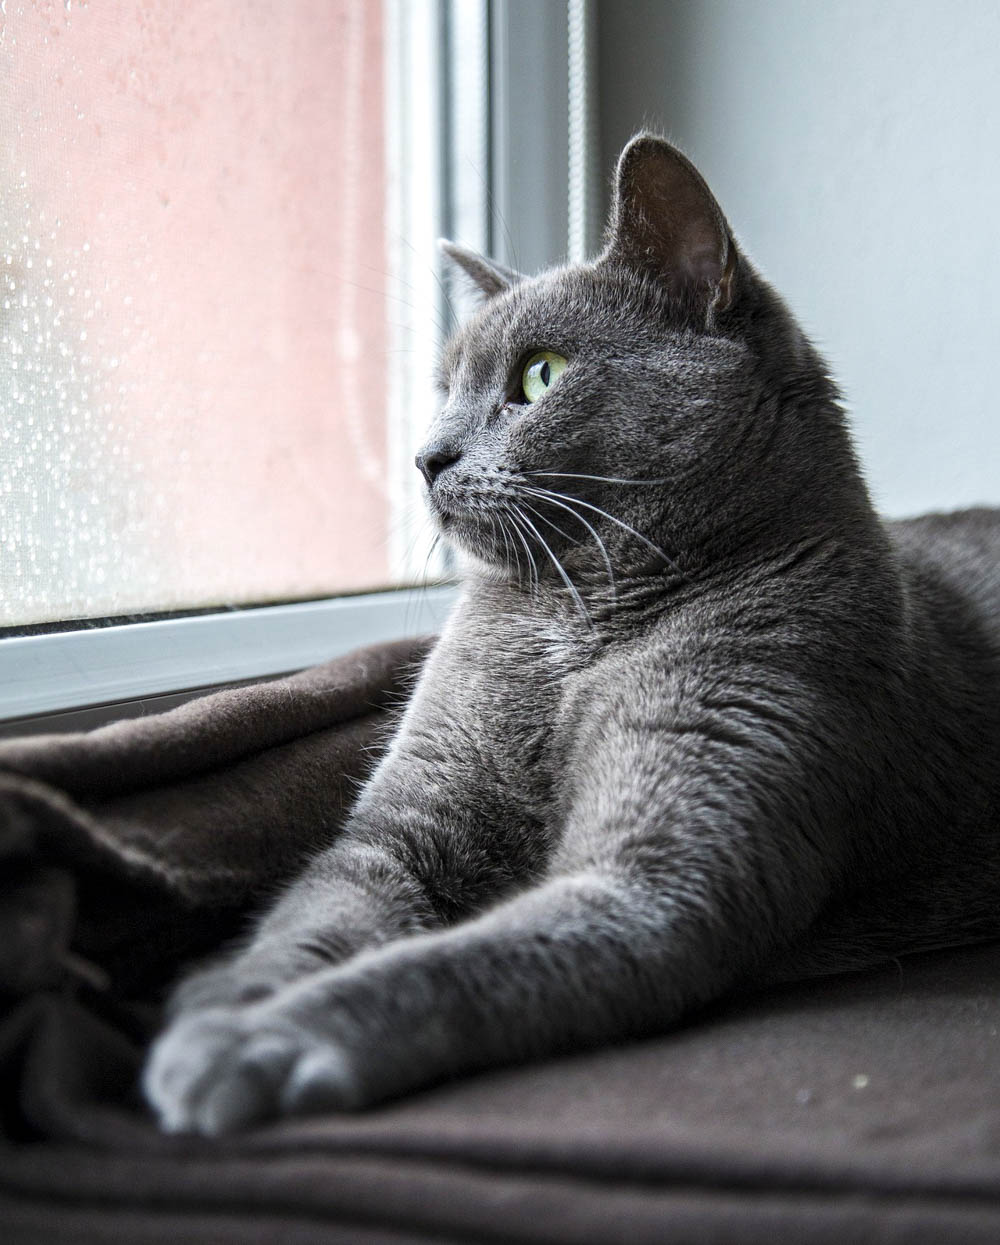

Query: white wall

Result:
[597,0,1000,517]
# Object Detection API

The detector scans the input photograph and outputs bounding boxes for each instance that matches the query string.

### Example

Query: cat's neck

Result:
[456,449,884,639]
[460,555,698,640]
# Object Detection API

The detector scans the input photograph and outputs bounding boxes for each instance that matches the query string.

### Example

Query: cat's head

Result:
[420,134,853,594]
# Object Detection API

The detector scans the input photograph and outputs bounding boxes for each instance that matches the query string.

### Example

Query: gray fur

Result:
[144,135,1000,1135]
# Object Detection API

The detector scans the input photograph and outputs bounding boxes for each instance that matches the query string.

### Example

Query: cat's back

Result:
[885,507,1000,787]
[888,507,1000,641]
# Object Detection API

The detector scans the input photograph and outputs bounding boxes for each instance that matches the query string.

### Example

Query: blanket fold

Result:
[0,635,431,1004]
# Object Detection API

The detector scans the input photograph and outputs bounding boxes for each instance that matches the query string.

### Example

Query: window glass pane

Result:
[1,0,411,627]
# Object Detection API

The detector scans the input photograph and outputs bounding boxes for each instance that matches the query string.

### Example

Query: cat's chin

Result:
[434,512,502,563]
[439,536,511,584]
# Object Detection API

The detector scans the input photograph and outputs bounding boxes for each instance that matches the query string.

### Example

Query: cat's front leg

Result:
[148,648,849,1134]
[145,674,547,1128]
[142,826,441,1133]
[145,783,533,1126]
[161,835,435,1015]
[145,871,687,1133]
[146,703,844,1134]
[145,825,816,1134]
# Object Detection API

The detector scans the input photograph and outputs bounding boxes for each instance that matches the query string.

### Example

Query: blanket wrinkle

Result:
[2,633,1000,1244]
[0,636,432,1001]
[0,638,426,802]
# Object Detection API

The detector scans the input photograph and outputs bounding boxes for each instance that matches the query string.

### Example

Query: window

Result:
[3,0,404,628]
[0,0,594,727]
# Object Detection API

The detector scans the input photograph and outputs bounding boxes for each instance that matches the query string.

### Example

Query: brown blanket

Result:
[2,636,1000,1244]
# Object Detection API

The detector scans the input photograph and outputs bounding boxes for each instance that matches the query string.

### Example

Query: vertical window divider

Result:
[383,0,448,585]
[567,0,600,263]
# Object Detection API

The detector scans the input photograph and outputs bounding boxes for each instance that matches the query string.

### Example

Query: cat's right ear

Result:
[439,240,522,299]
[603,134,738,322]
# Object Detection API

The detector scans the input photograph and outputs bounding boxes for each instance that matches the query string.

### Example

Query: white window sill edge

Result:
[0,585,457,735]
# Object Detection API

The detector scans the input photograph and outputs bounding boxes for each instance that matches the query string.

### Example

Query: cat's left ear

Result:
[603,134,738,322]
[440,240,523,299]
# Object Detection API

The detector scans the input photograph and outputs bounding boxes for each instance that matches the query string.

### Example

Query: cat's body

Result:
[145,137,1000,1135]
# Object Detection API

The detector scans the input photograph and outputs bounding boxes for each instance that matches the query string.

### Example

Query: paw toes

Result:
[192,1031,303,1133]
[144,1011,243,1132]
[281,1045,358,1114]
[193,1061,277,1136]
[144,1009,360,1134]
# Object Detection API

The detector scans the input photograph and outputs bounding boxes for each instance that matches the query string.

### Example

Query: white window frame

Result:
[0,588,457,737]
[0,0,595,736]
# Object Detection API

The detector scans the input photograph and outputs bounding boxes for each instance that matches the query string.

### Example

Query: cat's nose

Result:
[415,445,460,487]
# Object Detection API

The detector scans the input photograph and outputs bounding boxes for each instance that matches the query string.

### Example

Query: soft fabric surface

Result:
[1,635,999,1244]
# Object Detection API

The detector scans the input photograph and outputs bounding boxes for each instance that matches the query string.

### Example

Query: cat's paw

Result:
[143,1005,360,1135]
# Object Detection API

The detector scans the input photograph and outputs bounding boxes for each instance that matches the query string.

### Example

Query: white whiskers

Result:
[513,504,590,622]
[521,489,616,597]
[525,470,667,486]
[447,469,680,621]
[522,484,681,576]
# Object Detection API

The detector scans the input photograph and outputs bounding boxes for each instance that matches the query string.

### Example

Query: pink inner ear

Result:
[683,238,726,286]
[609,138,731,304]
[641,172,725,282]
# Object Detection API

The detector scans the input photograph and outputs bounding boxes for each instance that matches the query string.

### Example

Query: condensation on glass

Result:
[0,0,397,626]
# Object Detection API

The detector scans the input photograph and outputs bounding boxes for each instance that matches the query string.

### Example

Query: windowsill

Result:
[0,585,457,735]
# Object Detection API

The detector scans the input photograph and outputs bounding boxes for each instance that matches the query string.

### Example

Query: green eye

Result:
[521,350,568,403]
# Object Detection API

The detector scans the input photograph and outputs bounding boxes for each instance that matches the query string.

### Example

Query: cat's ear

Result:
[439,240,522,299]
[604,134,738,320]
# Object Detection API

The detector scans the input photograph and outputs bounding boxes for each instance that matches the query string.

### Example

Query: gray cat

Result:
[144,135,1000,1135]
